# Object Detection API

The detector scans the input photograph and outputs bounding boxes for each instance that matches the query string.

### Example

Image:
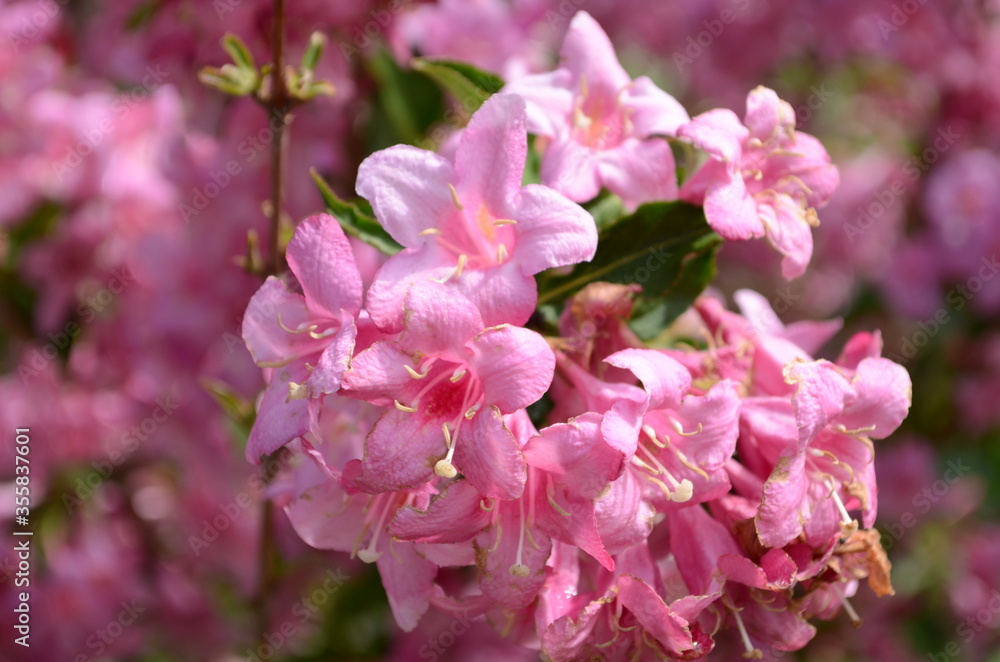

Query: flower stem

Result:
[268,0,288,276]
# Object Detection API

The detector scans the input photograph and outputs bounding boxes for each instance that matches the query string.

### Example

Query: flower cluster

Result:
[241,13,911,659]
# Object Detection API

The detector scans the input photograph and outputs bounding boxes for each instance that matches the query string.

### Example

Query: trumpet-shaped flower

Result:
[679,86,840,278]
[357,93,597,332]
[241,214,362,462]
[505,11,690,209]
[341,282,554,499]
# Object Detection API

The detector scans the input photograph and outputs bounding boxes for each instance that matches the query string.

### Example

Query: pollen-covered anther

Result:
[287,382,309,401]
[464,403,481,419]
[450,369,467,383]
[493,218,517,226]
[670,418,703,437]
[357,548,382,564]
[454,253,467,279]
[419,227,442,236]
[434,459,457,478]
[509,563,530,578]
[497,243,508,263]
[394,399,417,413]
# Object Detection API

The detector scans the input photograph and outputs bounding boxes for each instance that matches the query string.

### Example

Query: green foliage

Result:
[537,202,721,338]
[411,57,504,112]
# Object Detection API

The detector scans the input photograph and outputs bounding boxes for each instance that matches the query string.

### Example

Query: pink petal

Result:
[284,479,363,552]
[786,359,854,447]
[390,480,492,543]
[503,70,574,138]
[242,278,316,367]
[743,86,795,142]
[286,214,363,318]
[476,502,552,609]
[839,357,912,438]
[704,170,764,240]
[606,348,692,412]
[537,487,612,571]
[596,137,679,209]
[759,193,814,279]
[524,413,624,500]
[470,324,554,413]
[452,258,540,328]
[356,144,458,247]
[594,468,654,555]
[340,341,413,406]
[453,406,526,500]
[377,539,438,631]
[617,576,698,655]
[306,317,357,396]
[621,76,690,138]
[365,244,455,333]
[559,12,630,102]
[398,281,483,356]
[354,409,448,493]
[508,183,598,274]
[246,365,310,463]
[756,453,809,548]
[539,138,603,203]
[677,108,747,162]
[454,94,528,212]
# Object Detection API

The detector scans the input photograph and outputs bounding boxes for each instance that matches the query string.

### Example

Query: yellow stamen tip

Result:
[434,459,458,478]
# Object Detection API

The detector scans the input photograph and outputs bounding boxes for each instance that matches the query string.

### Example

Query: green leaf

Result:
[365,50,445,149]
[411,58,504,113]
[536,202,720,337]
[222,33,256,71]
[301,31,326,73]
[310,169,401,256]
[630,240,720,341]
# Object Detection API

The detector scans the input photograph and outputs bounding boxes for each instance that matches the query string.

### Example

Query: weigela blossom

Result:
[357,92,597,332]
[241,214,363,462]
[341,282,554,499]
[678,86,840,278]
[230,12,912,660]
[506,11,690,209]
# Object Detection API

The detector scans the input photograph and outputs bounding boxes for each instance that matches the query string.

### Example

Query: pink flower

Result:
[679,86,840,278]
[506,11,690,209]
[391,410,625,609]
[241,214,363,462]
[341,282,554,500]
[357,93,597,332]
[753,353,912,548]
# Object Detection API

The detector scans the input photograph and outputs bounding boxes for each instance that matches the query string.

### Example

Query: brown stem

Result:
[268,0,288,276]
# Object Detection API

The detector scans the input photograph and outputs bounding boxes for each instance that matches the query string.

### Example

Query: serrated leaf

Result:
[536,201,720,336]
[310,169,401,256]
[411,57,504,114]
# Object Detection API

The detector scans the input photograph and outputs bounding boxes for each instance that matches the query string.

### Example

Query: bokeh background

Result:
[1,0,999,660]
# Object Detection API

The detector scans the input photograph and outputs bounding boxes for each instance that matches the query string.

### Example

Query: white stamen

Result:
[448,183,463,210]
[394,400,417,413]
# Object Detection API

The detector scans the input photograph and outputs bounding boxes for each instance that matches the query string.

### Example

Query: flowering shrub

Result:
[239,13,910,660]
